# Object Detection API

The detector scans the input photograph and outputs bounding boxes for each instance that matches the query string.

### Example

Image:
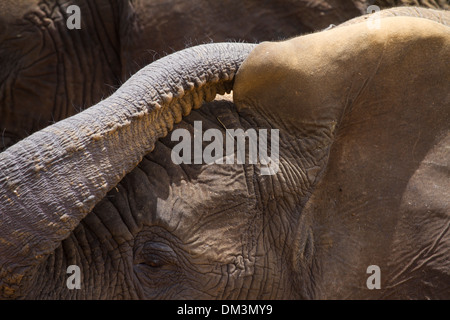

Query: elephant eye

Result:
[139,242,177,269]
[145,254,166,268]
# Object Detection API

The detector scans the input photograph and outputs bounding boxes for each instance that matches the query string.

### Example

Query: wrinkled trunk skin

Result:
[0,42,256,299]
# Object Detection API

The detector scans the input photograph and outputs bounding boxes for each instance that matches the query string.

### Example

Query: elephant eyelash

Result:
[143,254,172,269]
[134,241,178,269]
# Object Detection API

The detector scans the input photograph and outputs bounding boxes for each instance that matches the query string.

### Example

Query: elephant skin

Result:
[0,6,449,299]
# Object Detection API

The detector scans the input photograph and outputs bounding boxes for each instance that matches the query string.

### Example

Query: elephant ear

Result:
[0,42,255,298]
[233,16,450,294]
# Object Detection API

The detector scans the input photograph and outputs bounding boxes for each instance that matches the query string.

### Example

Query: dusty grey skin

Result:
[0,6,449,299]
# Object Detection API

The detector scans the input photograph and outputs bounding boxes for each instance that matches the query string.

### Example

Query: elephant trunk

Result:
[0,42,256,297]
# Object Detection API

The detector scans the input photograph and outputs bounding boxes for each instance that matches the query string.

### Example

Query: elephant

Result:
[0,6,449,299]
[0,0,369,152]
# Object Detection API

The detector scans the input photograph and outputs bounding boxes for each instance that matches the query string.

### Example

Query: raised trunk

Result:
[0,42,256,298]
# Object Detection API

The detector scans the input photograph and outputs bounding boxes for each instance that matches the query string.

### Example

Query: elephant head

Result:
[0,6,449,299]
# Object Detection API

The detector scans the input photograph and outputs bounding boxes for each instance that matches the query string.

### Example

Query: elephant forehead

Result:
[158,162,255,227]
[113,147,257,262]
[124,112,258,259]
[150,161,258,260]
